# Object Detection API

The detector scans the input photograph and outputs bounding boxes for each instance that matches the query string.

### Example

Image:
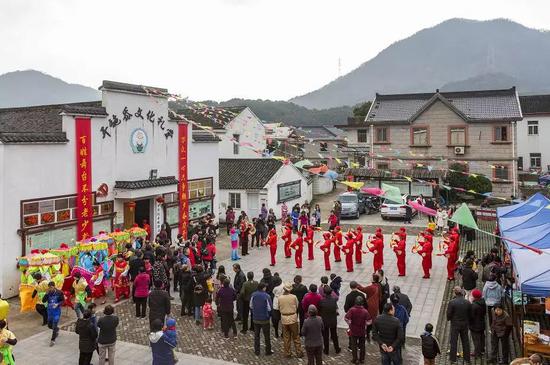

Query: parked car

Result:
[380,194,417,220]
[338,192,366,219]
[364,195,382,215]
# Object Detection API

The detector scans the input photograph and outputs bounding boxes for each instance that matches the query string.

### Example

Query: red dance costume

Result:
[292,231,304,268]
[91,265,106,299]
[333,227,343,262]
[417,230,434,278]
[113,259,130,301]
[444,227,460,280]
[393,239,406,276]
[354,227,363,264]
[368,230,384,272]
[267,229,278,266]
[343,233,355,272]
[306,226,315,260]
[320,233,332,271]
[283,225,292,258]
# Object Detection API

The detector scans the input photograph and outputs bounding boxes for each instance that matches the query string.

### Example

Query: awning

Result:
[113,176,178,199]
[511,248,550,297]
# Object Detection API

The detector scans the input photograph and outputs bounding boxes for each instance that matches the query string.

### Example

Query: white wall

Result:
[218,108,266,159]
[313,175,334,195]
[265,164,310,220]
[219,189,249,222]
[517,115,550,171]
[188,139,220,225]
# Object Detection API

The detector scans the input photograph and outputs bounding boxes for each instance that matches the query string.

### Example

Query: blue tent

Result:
[502,223,550,250]
[497,193,550,232]
[510,249,550,297]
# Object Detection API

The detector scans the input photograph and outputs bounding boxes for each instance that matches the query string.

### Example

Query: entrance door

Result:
[247,193,259,219]
[123,202,135,229]
[135,199,151,227]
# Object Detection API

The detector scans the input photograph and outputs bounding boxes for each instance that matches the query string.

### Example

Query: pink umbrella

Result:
[360,187,385,196]
[407,200,437,217]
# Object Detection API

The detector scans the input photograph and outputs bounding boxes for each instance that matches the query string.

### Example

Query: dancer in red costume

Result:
[320,232,332,271]
[282,223,293,258]
[305,225,315,260]
[444,228,459,280]
[267,228,278,266]
[91,261,107,304]
[354,226,363,264]
[416,229,434,278]
[291,230,304,268]
[368,229,384,272]
[397,227,407,242]
[343,231,355,272]
[391,231,406,276]
[332,226,343,262]
[113,254,130,302]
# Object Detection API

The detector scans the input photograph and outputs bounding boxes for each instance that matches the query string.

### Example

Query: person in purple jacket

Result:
[216,278,237,338]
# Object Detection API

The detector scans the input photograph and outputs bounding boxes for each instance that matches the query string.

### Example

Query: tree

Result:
[352,101,372,117]
[446,163,468,189]
[465,175,492,194]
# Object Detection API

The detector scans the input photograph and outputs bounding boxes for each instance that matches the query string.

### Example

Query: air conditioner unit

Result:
[454,146,465,155]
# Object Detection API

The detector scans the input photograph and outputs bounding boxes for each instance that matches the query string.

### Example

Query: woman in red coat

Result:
[343,232,355,272]
[305,225,315,260]
[368,229,384,272]
[292,230,304,268]
[392,236,406,277]
[267,229,278,266]
[416,230,433,279]
[354,226,364,264]
[332,226,343,262]
[282,224,293,258]
[320,232,332,271]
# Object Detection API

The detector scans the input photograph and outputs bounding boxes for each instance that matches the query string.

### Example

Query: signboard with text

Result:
[277,180,301,203]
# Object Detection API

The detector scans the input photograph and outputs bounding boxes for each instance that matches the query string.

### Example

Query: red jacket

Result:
[203,243,216,261]
[345,305,372,337]
[133,272,150,298]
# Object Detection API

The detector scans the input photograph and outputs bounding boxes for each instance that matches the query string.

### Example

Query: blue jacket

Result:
[291,211,299,225]
[42,289,64,322]
[393,303,409,328]
[150,331,176,365]
[250,291,272,322]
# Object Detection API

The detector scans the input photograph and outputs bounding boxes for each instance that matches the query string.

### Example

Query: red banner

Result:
[75,117,93,240]
[178,123,189,239]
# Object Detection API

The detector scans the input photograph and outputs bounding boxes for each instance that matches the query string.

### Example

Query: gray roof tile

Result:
[100,80,168,96]
[219,159,283,189]
[114,176,178,190]
[519,94,550,115]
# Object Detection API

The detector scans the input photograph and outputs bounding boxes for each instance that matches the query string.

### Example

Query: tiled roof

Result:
[0,101,104,144]
[367,87,522,123]
[192,132,221,142]
[171,108,234,130]
[334,116,367,129]
[293,126,346,140]
[219,158,283,189]
[114,176,178,190]
[100,80,168,97]
[519,94,550,115]
[345,168,446,179]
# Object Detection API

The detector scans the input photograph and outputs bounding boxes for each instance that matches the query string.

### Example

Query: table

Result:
[524,329,550,359]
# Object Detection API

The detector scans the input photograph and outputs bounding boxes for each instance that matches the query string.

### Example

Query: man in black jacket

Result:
[319,286,341,355]
[233,264,246,321]
[129,250,145,281]
[391,286,412,316]
[469,289,486,359]
[446,286,472,364]
[373,303,404,365]
[344,281,366,313]
[461,260,478,301]
[291,275,308,331]
[148,280,171,331]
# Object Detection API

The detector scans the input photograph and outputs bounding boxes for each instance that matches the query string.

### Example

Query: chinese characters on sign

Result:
[99,106,174,140]
[75,117,93,240]
[178,124,189,239]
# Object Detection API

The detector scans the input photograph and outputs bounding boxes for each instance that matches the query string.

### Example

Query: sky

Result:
[1,0,550,102]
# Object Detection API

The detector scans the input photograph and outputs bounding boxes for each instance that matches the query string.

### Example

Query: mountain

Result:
[0,70,99,108]
[291,18,550,109]
[170,98,353,126]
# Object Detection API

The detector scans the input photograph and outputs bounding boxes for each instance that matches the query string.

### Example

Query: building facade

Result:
[334,117,371,167]
[293,126,347,170]
[0,80,219,296]
[517,95,550,173]
[358,88,522,197]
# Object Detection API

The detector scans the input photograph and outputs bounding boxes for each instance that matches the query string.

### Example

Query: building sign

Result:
[189,200,213,220]
[178,123,189,239]
[75,117,93,240]
[130,128,148,153]
[99,106,174,140]
[277,180,301,203]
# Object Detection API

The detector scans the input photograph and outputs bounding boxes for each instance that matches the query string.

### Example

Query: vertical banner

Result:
[75,117,93,240]
[178,123,189,239]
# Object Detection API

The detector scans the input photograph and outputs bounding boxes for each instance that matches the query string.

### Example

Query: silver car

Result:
[380,194,417,220]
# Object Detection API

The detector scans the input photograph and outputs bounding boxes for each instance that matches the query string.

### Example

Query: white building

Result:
[218,159,312,221]
[0,80,220,297]
[518,95,550,172]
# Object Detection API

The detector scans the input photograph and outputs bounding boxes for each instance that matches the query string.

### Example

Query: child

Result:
[202,298,214,330]
[193,284,207,325]
[230,225,241,261]
[164,317,178,363]
[420,323,440,365]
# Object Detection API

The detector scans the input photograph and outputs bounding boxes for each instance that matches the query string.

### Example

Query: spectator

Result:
[319,286,341,355]
[178,265,194,316]
[271,275,284,338]
[358,274,380,342]
[302,284,322,318]
[483,274,504,326]
[250,283,274,356]
[133,266,150,318]
[489,303,513,365]
[0,319,16,365]
[97,305,119,365]
[461,259,478,301]
[291,275,308,331]
[240,271,259,333]
[193,284,208,325]
[372,303,403,365]
[277,283,302,358]
[148,280,171,331]
[376,269,390,314]
[75,310,98,365]
[469,289,486,359]
[202,297,214,330]
[345,296,371,364]
[233,264,246,322]
[129,250,145,281]
[446,286,472,365]
[301,305,324,365]
[390,295,409,342]
[225,206,235,235]
[259,268,275,297]
[420,323,440,365]
[149,318,176,365]
[216,278,238,338]
[391,286,412,317]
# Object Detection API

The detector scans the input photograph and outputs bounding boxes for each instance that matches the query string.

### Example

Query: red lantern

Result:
[127,201,136,211]
[156,196,165,204]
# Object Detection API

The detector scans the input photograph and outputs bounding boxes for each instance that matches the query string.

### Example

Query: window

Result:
[449,127,466,145]
[232,134,240,155]
[518,156,523,171]
[494,165,509,180]
[528,121,539,136]
[188,179,213,200]
[411,127,429,146]
[319,142,328,152]
[357,129,368,143]
[530,153,542,168]
[376,162,389,170]
[494,126,508,142]
[229,193,241,209]
[375,127,388,143]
